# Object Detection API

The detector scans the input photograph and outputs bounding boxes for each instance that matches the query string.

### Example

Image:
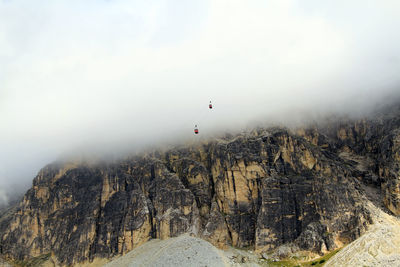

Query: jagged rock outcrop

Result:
[313,104,400,215]
[1,102,400,266]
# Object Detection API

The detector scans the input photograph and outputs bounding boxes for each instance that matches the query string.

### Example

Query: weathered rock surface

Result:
[325,202,400,267]
[0,256,13,267]
[1,102,400,266]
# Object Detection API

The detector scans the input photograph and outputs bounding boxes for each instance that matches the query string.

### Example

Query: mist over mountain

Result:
[2,1,400,266]
[1,0,400,208]
[1,95,400,266]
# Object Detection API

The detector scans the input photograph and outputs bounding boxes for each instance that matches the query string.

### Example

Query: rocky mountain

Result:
[1,102,399,266]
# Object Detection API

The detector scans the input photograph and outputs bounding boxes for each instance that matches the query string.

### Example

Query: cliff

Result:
[1,102,400,266]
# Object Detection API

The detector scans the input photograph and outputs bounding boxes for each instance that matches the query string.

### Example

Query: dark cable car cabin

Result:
[194,125,199,134]
[209,101,213,109]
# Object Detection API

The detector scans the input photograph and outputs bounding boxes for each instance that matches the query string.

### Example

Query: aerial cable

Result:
[193,100,214,135]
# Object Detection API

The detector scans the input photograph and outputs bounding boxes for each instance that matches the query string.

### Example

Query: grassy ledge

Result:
[11,253,51,267]
[265,248,341,267]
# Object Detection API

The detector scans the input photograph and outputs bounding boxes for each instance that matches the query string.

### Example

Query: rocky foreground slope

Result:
[325,201,400,267]
[0,102,399,266]
[104,234,231,267]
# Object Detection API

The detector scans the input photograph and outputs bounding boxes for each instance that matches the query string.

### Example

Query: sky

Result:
[1,0,400,204]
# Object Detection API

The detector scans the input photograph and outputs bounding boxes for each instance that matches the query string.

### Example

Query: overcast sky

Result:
[1,0,400,203]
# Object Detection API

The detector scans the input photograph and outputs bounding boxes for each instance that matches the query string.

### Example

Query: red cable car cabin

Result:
[209,103,212,109]
[194,125,199,134]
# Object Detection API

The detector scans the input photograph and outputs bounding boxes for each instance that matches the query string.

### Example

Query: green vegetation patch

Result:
[266,259,300,267]
[264,248,341,267]
[12,253,51,267]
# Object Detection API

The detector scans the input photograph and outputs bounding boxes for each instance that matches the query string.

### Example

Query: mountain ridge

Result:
[1,101,400,266]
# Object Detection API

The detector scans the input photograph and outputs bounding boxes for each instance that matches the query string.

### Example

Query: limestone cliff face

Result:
[1,103,400,266]
[0,160,199,266]
[310,104,400,215]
